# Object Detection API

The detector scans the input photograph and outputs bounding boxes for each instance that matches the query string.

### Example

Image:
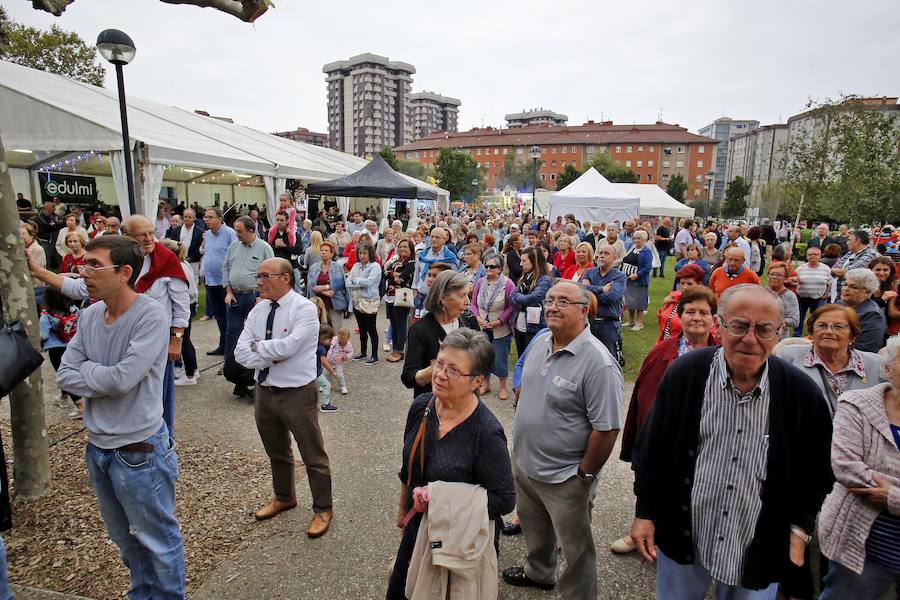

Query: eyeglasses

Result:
[720,319,781,341]
[76,264,120,275]
[842,283,865,291]
[433,360,476,379]
[485,264,501,269]
[542,298,588,309]
[813,322,850,333]
[256,273,288,281]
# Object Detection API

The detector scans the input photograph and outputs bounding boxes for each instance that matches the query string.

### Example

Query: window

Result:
[637,145,643,152]
[676,160,684,168]
[677,145,685,153]
[571,146,577,153]
[695,175,702,182]
[625,160,632,167]
[648,160,654,167]
[476,148,482,155]
[493,161,498,168]
[693,188,701,197]
[552,147,558,154]
[502,148,508,155]
[647,174,653,181]
[600,147,608,153]
[406,151,418,159]
[662,174,670,181]
[516,147,523,155]
[697,160,704,168]
[616,146,622,153]
[698,145,705,154]
[664,147,672,155]
[662,160,670,168]
[586,145,595,153]
[626,145,632,152]
[551,161,556,167]
[494,148,499,155]
[649,145,655,152]
[637,160,643,167]
[561,146,567,154]
[550,173,556,180]
[540,173,546,180]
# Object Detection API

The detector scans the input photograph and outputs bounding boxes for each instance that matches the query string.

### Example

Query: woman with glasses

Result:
[767,263,800,339]
[387,328,515,600]
[839,268,887,352]
[510,247,553,356]
[471,254,517,400]
[776,304,882,415]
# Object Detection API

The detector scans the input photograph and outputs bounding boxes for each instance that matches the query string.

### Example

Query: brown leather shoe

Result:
[307,511,333,538]
[386,352,403,363]
[254,498,297,521]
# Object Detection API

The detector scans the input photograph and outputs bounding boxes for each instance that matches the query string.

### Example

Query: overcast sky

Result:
[7,0,900,136]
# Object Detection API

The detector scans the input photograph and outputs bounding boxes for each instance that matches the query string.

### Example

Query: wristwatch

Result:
[171,331,184,339]
[577,468,596,485]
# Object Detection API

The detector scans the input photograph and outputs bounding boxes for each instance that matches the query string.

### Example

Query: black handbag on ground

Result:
[0,318,44,397]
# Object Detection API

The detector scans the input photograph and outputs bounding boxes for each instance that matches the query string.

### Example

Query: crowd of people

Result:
[10,193,900,600]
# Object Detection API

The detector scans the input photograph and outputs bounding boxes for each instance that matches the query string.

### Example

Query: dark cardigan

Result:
[400,312,480,398]
[632,347,834,598]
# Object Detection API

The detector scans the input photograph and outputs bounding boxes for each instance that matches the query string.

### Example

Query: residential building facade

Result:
[726,124,789,203]
[323,53,415,157]
[505,108,568,128]
[395,121,718,201]
[698,117,759,201]
[408,92,461,139]
[273,127,329,147]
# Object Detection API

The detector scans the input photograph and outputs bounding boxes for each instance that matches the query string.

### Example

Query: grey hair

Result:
[719,283,784,321]
[364,219,376,228]
[878,335,900,379]
[234,215,255,231]
[440,328,495,377]
[424,270,470,315]
[845,268,879,294]
[633,230,649,242]
[483,251,505,271]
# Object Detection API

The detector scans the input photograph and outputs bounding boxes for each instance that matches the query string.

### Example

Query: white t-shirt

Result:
[441,320,460,335]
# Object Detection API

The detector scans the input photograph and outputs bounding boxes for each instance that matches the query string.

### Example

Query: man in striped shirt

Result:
[630,284,834,599]
[794,246,832,335]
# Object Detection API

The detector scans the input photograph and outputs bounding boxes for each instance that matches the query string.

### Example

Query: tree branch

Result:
[30,0,271,22]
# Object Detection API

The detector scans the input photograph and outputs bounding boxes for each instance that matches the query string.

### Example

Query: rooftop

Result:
[322,52,416,75]
[408,91,461,106]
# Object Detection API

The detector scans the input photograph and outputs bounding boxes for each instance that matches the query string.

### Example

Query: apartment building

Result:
[323,53,415,157]
[726,124,789,201]
[395,121,718,200]
[408,91,461,139]
[505,109,568,128]
[272,127,329,147]
[698,118,760,201]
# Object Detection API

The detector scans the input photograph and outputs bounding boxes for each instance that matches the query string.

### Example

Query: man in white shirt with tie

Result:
[234,257,334,538]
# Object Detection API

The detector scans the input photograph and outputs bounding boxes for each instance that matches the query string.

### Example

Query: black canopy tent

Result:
[307,155,434,199]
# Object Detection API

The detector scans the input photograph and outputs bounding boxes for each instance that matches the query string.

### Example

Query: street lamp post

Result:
[96,29,137,217]
[704,170,715,220]
[529,145,541,216]
[471,178,478,209]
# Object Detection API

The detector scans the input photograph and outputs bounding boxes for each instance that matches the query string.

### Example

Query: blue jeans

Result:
[656,550,777,600]
[86,425,185,600]
[162,361,175,439]
[0,535,11,600]
[654,248,668,277]
[820,558,900,600]
[589,320,621,363]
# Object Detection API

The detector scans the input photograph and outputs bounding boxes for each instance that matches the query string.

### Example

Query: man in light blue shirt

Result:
[201,207,236,354]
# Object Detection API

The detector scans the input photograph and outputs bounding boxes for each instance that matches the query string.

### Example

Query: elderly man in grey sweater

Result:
[56,235,185,599]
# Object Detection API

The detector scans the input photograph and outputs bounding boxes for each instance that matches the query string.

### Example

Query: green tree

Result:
[377,146,399,170]
[498,154,543,191]
[435,148,481,201]
[722,176,751,218]
[666,174,687,201]
[589,152,639,183]
[556,164,581,189]
[397,159,427,180]
[0,20,105,85]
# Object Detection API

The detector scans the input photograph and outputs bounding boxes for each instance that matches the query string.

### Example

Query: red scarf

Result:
[268,207,296,247]
[135,242,188,293]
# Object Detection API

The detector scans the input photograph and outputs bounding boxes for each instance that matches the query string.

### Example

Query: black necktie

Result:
[256,301,279,384]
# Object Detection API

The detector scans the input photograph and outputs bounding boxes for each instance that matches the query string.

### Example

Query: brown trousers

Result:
[254,381,333,513]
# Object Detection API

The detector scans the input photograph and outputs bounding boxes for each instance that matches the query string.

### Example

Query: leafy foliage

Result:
[587,152,640,183]
[378,146,399,170]
[0,19,105,86]
[397,160,427,180]
[722,176,751,218]
[666,174,687,201]
[498,155,543,191]
[435,148,481,201]
[556,164,581,190]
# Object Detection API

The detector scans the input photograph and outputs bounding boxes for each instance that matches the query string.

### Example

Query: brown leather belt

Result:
[116,442,154,453]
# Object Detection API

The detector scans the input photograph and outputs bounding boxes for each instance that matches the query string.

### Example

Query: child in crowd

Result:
[317,324,339,413]
[309,296,330,326]
[40,288,81,418]
[327,327,354,395]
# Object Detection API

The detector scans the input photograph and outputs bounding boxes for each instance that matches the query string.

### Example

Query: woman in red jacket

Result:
[552,233,576,274]
[611,284,719,555]
[655,263,707,344]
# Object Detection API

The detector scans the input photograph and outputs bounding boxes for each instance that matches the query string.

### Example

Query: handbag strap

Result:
[405,396,434,488]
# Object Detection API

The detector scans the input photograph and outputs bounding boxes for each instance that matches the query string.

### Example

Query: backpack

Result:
[57,312,78,343]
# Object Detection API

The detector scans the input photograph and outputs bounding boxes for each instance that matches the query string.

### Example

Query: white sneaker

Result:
[173,366,185,380]
[340,386,348,395]
[383,342,391,352]
[175,375,198,386]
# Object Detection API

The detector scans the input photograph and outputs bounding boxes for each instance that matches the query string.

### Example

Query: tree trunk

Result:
[0,132,51,499]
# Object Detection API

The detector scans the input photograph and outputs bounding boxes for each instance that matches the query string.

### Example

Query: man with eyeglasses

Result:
[29,217,189,437]
[234,258,334,538]
[503,280,623,598]
[55,235,185,598]
[630,284,834,600]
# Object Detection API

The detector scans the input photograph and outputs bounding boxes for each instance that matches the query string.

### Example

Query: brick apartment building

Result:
[273,127,329,147]
[395,121,719,201]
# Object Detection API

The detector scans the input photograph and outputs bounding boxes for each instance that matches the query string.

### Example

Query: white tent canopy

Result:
[548,168,640,224]
[616,183,695,218]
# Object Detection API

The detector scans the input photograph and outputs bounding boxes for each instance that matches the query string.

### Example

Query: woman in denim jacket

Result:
[306,241,350,328]
[346,241,383,364]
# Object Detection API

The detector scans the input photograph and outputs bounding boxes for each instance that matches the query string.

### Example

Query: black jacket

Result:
[166,225,203,263]
[632,347,833,598]
[401,312,480,398]
[584,232,606,249]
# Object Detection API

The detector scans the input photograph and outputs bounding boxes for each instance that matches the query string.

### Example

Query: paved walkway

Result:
[20,309,657,599]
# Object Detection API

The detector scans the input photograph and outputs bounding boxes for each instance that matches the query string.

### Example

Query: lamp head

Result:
[529,145,541,160]
[97,29,136,65]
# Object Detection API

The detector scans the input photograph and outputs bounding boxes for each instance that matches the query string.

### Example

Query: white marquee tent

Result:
[548,168,641,224]
[616,183,695,218]
[0,61,445,221]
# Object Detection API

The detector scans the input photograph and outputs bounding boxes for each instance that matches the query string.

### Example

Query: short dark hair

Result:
[235,216,255,231]
[85,235,144,287]
[356,241,376,262]
[852,229,870,245]
[319,323,334,339]
[204,207,223,219]
[677,285,717,317]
